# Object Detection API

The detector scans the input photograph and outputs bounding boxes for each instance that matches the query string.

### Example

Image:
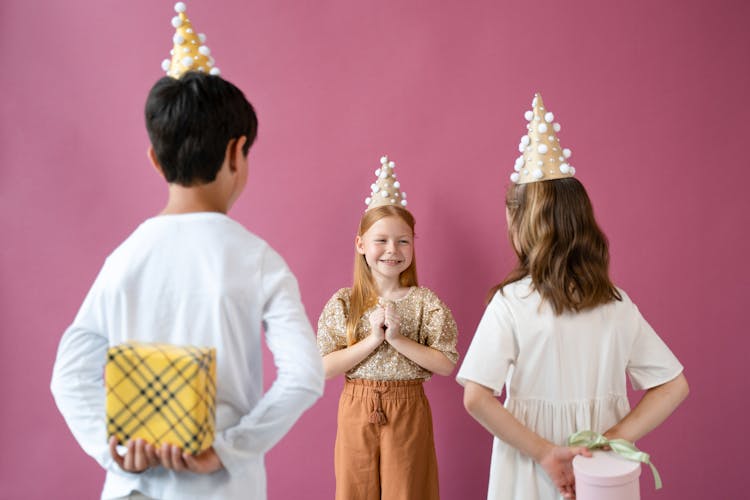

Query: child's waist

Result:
[343,377,425,399]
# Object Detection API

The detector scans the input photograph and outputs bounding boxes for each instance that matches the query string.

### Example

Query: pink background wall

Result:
[1,0,747,498]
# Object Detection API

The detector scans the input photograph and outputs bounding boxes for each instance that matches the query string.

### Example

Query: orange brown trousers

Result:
[335,378,440,500]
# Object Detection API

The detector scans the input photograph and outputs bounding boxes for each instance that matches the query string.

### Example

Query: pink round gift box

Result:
[573,450,642,500]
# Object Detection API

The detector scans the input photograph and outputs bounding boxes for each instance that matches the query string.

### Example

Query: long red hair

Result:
[346,205,418,345]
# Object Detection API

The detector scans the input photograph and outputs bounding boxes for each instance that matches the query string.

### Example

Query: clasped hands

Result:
[109,436,222,474]
[368,303,401,343]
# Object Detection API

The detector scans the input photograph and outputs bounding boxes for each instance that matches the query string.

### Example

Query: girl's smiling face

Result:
[356,215,414,285]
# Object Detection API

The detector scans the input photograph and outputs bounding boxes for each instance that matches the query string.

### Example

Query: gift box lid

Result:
[573,450,642,486]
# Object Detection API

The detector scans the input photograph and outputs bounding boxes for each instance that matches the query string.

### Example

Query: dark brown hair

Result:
[489,177,621,313]
[145,72,257,186]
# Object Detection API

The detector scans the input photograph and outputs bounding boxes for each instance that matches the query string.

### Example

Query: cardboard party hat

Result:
[161,2,220,78]
[510,93,575,184]
[364,156,408,211]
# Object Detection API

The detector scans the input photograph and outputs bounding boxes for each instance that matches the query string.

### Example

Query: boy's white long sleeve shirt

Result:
[51,213,324,500]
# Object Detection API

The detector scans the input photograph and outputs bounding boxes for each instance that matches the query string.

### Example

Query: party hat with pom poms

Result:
[364,156,408,211]
[510,93,575,184]
[161,2,220,78]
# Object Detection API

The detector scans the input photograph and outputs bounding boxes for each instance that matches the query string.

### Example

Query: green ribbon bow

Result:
[567,430,662,490]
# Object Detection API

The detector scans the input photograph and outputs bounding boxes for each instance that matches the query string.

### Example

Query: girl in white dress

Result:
[457,94,689,499]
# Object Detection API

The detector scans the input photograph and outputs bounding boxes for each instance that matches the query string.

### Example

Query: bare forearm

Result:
[463,381,552,462]
[322,336,381,379]
[388,336,455,376]
[605,373,689,442]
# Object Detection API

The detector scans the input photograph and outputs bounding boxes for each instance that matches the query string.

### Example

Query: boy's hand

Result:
[539,444,591,499]
[368,307,386,342]
[157,444,223,474]
[109,436,159,473]
[383,303,401,341]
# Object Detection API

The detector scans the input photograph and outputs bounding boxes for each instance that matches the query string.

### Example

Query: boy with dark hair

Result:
[145,72,257,186]
[51,70,324,499]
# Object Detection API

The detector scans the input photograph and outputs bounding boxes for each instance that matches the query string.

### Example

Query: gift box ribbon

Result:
[567,430,662,490]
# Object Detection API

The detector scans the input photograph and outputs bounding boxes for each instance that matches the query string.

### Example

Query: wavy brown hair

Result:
[489,177,621,314]
[346,205,419,345]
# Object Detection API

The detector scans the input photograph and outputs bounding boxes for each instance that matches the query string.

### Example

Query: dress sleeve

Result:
[421,290,459,363]
[625,298,684,390]
[316,290,349,356]
[456,291,518,394]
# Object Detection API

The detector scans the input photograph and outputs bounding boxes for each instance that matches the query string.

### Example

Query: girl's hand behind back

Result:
[539,444,591,499]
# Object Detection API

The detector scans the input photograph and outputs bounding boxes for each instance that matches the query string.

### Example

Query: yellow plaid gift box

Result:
[105,342,216,455]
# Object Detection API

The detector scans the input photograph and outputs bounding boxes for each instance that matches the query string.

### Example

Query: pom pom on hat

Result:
[163,2,221,78]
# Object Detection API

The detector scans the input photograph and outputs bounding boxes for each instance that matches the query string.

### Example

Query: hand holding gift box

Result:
[106,342,216,456]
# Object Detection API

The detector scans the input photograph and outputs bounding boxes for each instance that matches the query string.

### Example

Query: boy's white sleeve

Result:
[212,249,324,476]
[50,269,131,475]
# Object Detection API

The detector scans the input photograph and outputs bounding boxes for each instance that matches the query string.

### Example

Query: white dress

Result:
[456,277,683,500]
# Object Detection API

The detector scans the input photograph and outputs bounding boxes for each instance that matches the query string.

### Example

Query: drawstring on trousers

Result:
[369,389,388,425]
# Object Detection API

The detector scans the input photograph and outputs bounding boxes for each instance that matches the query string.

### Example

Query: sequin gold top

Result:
[317,287,459,381]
